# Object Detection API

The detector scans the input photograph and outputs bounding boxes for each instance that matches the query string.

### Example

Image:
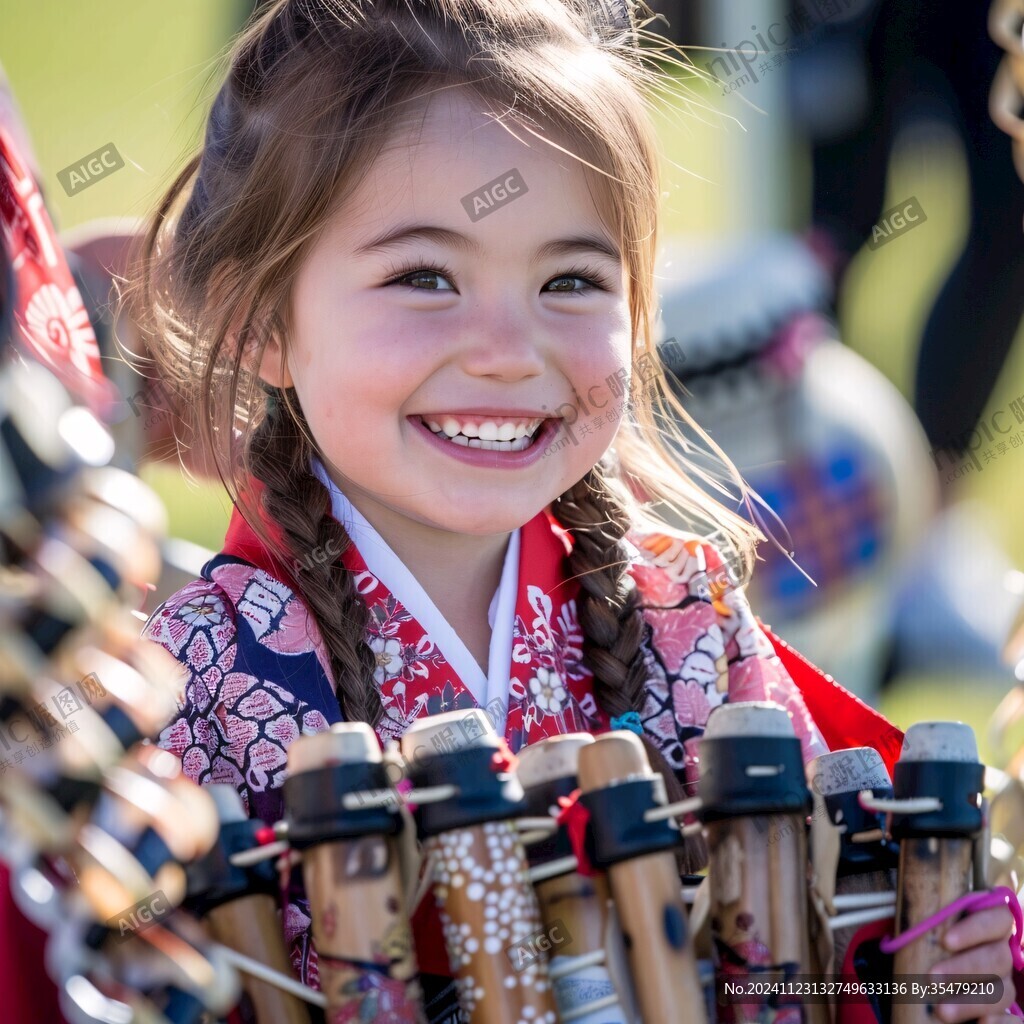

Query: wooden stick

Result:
[193,784,311,1024]
[699,701,824,1024]
[890,722,984,1024]
[206,896,312,1023]
[215,944,327,1008]
[706,814,813,1021]
[577,731,705,1024]
[808,747,899,976]
[894,837,973,979]
[401,710,558,1024]
[518,733,630,1023]
[287,724,425,1024]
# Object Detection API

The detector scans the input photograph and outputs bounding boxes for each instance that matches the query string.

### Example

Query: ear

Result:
[252,321,293,390]
[209,261,293,390]
[235,307,293,389]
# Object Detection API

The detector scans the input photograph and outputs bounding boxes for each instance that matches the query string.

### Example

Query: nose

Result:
[457,299,546,382]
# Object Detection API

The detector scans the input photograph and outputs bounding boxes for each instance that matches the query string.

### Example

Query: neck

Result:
[333,481,512,622]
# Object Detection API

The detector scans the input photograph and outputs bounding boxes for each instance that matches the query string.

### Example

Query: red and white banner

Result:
[0,125,117,418]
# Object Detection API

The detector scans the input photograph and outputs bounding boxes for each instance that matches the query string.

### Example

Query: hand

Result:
[930,904,1017,1022]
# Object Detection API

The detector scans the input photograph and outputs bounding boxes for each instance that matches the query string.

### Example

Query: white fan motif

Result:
[21,282,100,377]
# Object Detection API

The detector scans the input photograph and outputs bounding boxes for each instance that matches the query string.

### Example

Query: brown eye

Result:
[544,264,611,294]
[547,275,588,292]
[383,260,457,291]
[398,270,454,290]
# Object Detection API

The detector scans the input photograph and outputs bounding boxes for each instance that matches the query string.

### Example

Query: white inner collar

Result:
[310,457,517,733]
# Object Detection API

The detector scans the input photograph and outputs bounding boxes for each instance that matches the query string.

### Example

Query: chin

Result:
[424,498,548,536]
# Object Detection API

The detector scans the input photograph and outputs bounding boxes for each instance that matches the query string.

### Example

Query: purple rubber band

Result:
[396,776,416,812]
[879,885,1024,1016]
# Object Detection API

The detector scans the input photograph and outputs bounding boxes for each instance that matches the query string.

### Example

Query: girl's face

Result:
[264,87,633,539]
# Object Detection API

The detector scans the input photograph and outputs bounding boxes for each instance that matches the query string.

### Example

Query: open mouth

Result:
[417,415,547,453]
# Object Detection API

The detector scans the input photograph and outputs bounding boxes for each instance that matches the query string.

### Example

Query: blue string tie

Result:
[610,711,644,736]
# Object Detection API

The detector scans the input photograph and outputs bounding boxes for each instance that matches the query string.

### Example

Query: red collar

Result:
[221,476,573,595]
[220,476,605,752]
[220,475,903,775]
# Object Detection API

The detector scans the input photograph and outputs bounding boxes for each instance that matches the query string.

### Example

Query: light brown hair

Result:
[125,0,767,869]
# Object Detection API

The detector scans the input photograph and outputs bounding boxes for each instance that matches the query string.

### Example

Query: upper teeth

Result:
[423,417,543,440]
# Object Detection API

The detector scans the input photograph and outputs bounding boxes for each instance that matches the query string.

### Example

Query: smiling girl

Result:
[128,0,1019,1020]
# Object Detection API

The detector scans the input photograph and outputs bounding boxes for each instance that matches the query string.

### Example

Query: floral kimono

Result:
[146,460,904,1020]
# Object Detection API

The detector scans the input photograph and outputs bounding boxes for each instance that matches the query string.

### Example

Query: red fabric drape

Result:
[0,862,66,1022]
[760,621,905,776]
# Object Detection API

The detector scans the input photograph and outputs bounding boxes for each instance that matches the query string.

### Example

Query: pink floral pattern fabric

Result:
[626,530,828,792]
[353,512,606,755]
[145,505,828,989]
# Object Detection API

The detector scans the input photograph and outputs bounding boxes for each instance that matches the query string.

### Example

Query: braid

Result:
[248,390,383,726]
[555,465,707,873]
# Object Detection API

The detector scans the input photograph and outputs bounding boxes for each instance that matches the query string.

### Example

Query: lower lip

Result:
[408,416,564,469]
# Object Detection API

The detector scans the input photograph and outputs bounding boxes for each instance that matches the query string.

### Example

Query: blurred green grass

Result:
[5,7,1023,736]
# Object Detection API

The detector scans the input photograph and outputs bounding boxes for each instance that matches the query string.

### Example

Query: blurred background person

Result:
[652,0,1024,705]
[784,0,1024,479]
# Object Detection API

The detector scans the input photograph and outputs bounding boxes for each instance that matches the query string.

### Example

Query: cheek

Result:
[299,373,396,453]
[572,343,633,409]
[575,329,632,380]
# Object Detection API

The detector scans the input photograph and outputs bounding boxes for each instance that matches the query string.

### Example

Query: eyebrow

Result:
[353,224,622,264]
